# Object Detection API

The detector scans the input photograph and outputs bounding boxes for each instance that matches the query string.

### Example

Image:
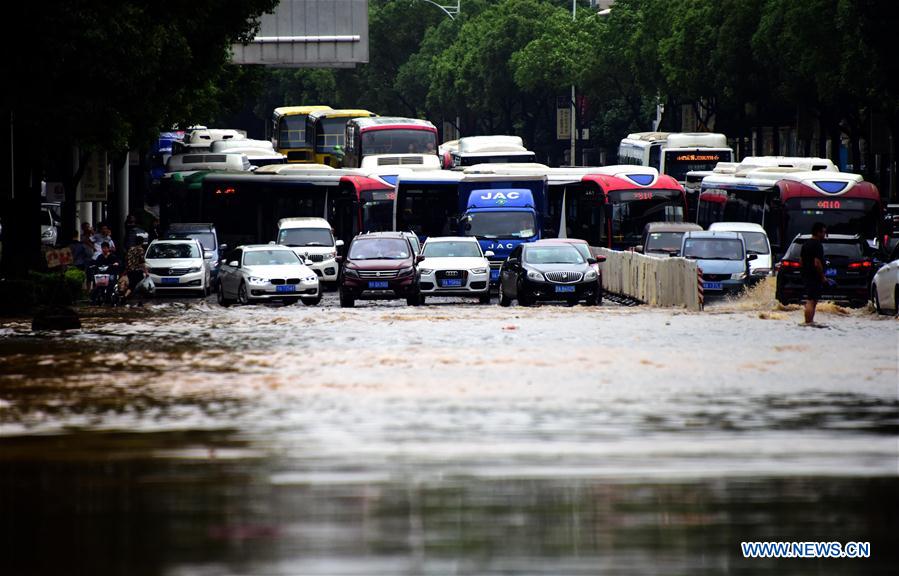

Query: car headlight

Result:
[584,269,598,281]
[470,267,488,274]
[731,272,747,280]
[343,267,359,278]
[324,251,337,260]
[419,268,434,275]
[247,276,268,285]
[397,266,414,277]
[526,270,544,282]
[187,266,202,273]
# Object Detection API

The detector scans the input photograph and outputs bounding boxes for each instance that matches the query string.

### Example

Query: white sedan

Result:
[417,236,493,304]
[871,243,899,315]
[146,239,210,295]
[217,244,320,306]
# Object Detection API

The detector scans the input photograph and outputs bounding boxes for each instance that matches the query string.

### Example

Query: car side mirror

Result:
[587,258,597,265]
[484,250,495,258]
[335,255,344,263]
[204,251,213,259]
[219,243,228,252]
[634,245,644,253]
[416,255,425,263]
[228,260,239,267]
[594,255,606,263]
[336,239,345,248]
[747,254,758,261]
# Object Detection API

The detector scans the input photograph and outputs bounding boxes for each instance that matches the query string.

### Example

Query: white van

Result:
[276,217,344,284]
[708,222,772,278]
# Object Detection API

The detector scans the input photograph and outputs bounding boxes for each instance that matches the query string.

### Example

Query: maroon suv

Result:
[338,232,422,307]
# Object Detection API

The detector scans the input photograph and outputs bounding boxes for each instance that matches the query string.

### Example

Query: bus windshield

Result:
[463,211,536,239]
[697,187,775,228]
[783,198,879,243]
[664,150,732,182]
[279,115,307,148]
[608,189,684,247]
[362,129,437,156]
[361,190,395,232]
[396,185,459,238]
[315,118,349,152]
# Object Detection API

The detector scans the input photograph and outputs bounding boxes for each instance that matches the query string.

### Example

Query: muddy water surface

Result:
[1,294,897,575]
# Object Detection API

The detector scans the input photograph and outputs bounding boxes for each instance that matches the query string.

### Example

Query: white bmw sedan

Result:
[217,244,320,306]
[417,236,492,304]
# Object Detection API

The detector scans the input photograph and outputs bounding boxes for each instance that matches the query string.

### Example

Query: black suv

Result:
[338,232,422,307]
[775,234,878,307]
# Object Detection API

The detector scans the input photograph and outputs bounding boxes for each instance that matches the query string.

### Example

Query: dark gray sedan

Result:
[498,242,600,306]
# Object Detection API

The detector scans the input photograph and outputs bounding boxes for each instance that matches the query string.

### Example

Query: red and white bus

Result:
[342,117,440,170]
[772,172,881,253]
[463,164,687,250]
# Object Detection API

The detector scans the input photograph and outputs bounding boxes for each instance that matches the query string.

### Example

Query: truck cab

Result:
[459,187,542,285]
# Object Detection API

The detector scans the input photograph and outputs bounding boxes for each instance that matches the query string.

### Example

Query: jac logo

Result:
[479,191,520,205]
[486,243,514,249]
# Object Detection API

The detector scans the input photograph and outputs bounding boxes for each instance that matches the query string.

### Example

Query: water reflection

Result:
[1,431,896,575]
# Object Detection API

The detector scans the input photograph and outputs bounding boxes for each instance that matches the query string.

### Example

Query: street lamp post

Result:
[419,0,460,20]
[570,0,576,166]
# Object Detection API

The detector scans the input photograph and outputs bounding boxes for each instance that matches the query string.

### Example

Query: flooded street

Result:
[1,293,897,575]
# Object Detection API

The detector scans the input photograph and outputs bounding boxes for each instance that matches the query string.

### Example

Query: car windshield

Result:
[422,241,482,258]
[682,238,744,260]
[736,231,769,254]
[786,240,864,260]
[645,232,686,253]
[349,238,410,260]
[243,250,300,266]
[147,243,200,259]
[166,232,215,251]
[278,227,334,247]
[525,245,585,265]
[463,211,536,239]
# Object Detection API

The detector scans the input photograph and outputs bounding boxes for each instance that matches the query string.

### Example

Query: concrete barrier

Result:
[594,248,702,311]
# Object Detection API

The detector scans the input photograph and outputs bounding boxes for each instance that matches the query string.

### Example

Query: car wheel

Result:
[339,288,354,308]
[872,284,882,314]
[479,293,491,305]
[517,282,533,306]
[894,285,899,316]
[585,294,598,306]
[498,282,511,307]
[418,294,427,305]
[237,281,250,305]
[217,283,231,307]
[302,296,322,306]
[406,294,421,306]
[775,279,788,305]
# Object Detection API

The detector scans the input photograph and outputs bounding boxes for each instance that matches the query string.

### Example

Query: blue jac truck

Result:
[457,174,547,285]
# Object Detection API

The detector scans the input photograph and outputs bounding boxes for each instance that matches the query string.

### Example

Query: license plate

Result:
[368,280,389,289]
[490,269,500,281]
[554,285,576,293]
[441,278,463,287]
[161,277,179,285]
[703,281,723,290]
[825,268,837,277]
[276,285,296,293]
[94,274,110,287]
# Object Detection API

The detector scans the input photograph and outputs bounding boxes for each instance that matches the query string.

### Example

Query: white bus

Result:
[618,132,734,184]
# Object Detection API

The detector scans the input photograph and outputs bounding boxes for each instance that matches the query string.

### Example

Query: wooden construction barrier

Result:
[594,247,702,311]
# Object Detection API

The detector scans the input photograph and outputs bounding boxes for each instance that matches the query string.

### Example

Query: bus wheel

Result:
[339,289,354,308]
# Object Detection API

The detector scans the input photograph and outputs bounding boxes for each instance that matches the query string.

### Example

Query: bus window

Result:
[278,116,307,149]
[649,144,662,170]
[608,189,684,248]
[564,186,606,246]
[396,185,459,238]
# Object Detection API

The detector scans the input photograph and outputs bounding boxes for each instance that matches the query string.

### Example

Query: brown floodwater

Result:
[1,294,897,574]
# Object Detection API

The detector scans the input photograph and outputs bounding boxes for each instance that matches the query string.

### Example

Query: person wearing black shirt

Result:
[800,222,827,325]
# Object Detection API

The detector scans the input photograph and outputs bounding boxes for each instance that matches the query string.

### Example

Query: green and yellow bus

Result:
[271,106,332,163]
[307,109,377,167]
